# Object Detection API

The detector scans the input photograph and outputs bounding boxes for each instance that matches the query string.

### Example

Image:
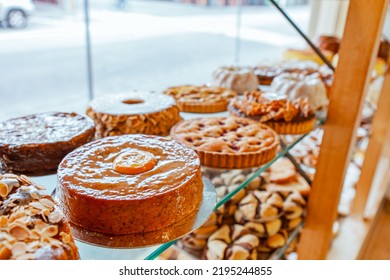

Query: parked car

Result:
[0,0,35,29]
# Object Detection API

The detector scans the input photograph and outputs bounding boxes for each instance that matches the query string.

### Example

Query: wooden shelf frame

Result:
[298,0,390,260]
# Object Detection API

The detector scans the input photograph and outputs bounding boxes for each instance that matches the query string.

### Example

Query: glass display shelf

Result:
[144,126,318,260]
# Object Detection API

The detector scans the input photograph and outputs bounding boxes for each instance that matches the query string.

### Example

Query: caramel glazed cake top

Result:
[87,92,178,115]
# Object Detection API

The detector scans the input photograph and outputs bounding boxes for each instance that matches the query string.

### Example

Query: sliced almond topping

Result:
[19,175,33,185]
[46,237,63,247]
[48,210,63,224]
[30,191,41,200]
[26,241,40,252]
[35,185,46,191]
[29,201,46,211]
[30,229,41,240]
[60,232,71,244]
[9,211,27,223]
[33,219,48,231]
[0,216,8,228]
[8,223,31,241]
[0,181,10,199]
[11,242,27,257]
[41,225,58,238]
[0,246,12,260]
[0,232,15,243]
[39,198,55,210]
[41,209,51,223]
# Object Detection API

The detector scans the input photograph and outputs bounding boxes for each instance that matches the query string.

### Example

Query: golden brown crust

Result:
[164,85,237,113]
[0,174,79,260]
[171,117,280,169]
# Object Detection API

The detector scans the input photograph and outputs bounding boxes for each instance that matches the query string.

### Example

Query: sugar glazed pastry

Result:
[57,134,204,235]
[228,91,316,135]
[0,112,95,175]
[171,117,280,169]
[0,174,79,260]
[163,85,237,113]
[86,92,182,138]
[270,72,329,111]
[212,66,259,94]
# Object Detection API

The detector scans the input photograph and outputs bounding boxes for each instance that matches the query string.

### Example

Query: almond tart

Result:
[228,91,316,135]
[163,85,237,113]
[0,174,79,260]
[171,116,279,169]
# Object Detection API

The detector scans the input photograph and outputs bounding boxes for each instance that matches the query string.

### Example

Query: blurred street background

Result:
[0,0,309,120]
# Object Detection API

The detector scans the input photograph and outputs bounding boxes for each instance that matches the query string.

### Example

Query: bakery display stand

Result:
[2,1,390,260]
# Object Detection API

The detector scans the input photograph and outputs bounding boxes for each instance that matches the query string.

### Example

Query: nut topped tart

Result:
[0,112,95,175]
[57,134,204,235]
[171,117,279,169]
[163,85,237,113]
[0,174,79,260]
[228,91,316,135]
[86,92,181,138]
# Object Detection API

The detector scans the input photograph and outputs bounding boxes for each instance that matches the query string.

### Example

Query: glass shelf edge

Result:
[145,121,323,260]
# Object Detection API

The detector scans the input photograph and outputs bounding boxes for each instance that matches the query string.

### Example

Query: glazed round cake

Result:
[0,112,95,175]
[0,174,79,260]
[57,134,204,235]
[86,92,182,138]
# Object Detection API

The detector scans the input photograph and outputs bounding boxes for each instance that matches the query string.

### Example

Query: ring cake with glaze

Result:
[0,112,95,175]
[86,92,182,138]
[57,134,204,235]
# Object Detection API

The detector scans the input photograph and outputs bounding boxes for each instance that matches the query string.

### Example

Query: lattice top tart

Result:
[171,117,279,169]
